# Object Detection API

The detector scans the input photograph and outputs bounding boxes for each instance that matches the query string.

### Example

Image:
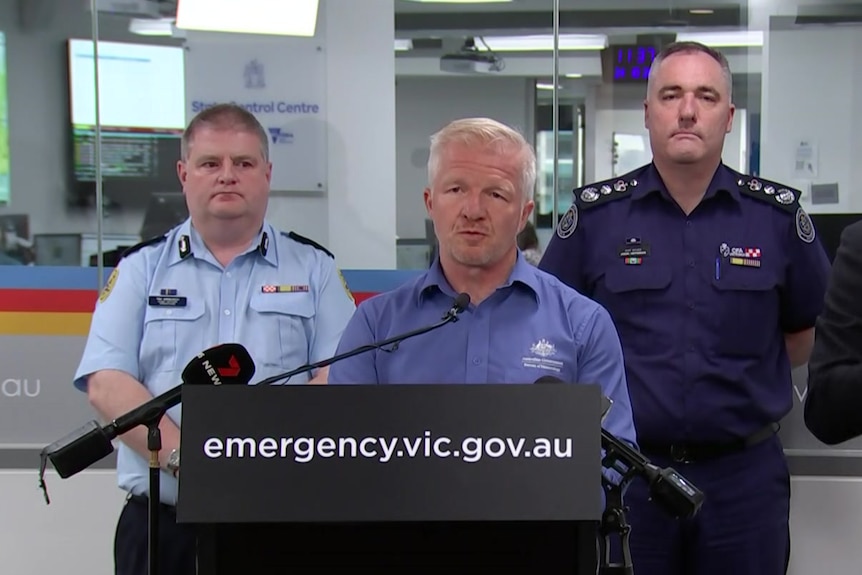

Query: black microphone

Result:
[38,343,255,489]
[257,292,471,385]
[533,375,704,520]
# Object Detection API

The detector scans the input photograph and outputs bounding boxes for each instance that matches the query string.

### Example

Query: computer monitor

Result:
[140,192,189,239]
[34,234,82,266]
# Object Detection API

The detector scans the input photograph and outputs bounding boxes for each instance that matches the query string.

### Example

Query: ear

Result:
[643,99,650,130]
[725,103,736,134]
[520,199,535,231]
[176,160,187,186]
[423,187,433,215]
[265,161,273,184]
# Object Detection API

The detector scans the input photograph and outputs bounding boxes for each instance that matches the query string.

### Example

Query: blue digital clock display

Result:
[605,44,658,82]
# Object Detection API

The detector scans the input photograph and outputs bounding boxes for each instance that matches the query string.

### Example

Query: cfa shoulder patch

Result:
[556,203,578,239]
[574,177,638,210]
[120,234,168,261]
[736,176,801,214]
[284,231,334,259]
[99,268,119,303]
[795,206,816,244]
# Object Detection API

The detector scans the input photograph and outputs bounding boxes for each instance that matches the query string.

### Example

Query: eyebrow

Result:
[660,85,722,98]
[196,154,259,163]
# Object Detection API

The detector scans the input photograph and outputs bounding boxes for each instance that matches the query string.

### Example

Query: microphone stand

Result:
[140,404,170,575]
[598,428,705,575]
[257,300,468,385]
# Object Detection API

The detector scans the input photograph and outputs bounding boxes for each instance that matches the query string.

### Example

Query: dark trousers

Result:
[616,434,791,575]
[114,494,197,575]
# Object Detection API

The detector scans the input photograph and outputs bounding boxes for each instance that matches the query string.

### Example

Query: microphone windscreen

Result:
[181,343,256,386]
[534,375,566,384]
[454,292,471,312]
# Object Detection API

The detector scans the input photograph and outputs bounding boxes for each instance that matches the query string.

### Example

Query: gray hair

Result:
[181,103,270,162]
[647,41,733,102]
[427,117,537,202]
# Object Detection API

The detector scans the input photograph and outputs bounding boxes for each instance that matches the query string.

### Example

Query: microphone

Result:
[257,292,471,385]
[533,375,704,520]
[38,343,255,488]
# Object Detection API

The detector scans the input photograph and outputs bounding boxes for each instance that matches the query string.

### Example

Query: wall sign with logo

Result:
[184,33,328,192]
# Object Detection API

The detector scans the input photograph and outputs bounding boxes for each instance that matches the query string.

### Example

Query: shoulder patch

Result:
[284,231,334,258]
[574,177,638,210]
[556,203,578,239]
[795,206,816,244]
[98,268,119,303]
[736,176,801,214]
[120,234,168,261]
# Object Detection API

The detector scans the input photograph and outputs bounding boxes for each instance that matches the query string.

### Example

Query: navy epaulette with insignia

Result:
[120,234,168,261]
[283,231,334,258]
[735,175,801,214]
[574,175,640,210]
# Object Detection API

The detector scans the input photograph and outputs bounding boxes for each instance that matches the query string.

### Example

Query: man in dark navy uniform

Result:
[539,41,831,575]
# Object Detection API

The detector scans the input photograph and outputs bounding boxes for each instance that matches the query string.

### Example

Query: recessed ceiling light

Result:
[689,9,715,15]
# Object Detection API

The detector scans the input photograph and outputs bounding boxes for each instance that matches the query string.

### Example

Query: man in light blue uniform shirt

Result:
[72,104,355,575]
[328,117,637,455]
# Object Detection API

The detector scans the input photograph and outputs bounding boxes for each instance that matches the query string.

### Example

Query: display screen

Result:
[602,44,658,83]
[67,39,186,202]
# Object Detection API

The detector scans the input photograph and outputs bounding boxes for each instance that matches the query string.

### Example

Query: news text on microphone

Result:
[202,431,575,464]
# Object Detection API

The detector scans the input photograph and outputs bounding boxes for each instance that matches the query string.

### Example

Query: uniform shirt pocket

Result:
[142,299,207,374]
[247,292,316,368]
[711,267,779,357]
[597,265,673,354]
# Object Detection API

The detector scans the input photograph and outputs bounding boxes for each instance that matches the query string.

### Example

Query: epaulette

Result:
[283,231,334,258]
[556,174,640,239]
[573,175,640,210]
[735,175,801,214]
[119,234,168,261]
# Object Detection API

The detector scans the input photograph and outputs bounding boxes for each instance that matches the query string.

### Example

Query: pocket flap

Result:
[604,265,672,294]
[144,298,205,323]
[249,292,315,318]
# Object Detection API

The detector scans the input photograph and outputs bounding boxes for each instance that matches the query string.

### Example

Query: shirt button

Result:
[224,309,231,316]
[687,302,695,310]
[686,221,692,228]
[688,260,695,268]
[472,357,482,365]
[226,272,232,278]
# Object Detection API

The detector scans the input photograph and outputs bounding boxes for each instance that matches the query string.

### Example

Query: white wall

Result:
[585,83,748,184]
[395,76,533,239]
[761,25,862,213]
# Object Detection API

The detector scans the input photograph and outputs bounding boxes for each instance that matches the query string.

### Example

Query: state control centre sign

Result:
[183,31,327,193]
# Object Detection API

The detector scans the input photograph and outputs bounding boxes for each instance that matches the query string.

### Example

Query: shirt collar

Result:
[631,162,741,204]
[417,250,542,306]
[167,218,278,267]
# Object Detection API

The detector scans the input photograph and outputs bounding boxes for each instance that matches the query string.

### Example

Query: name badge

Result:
[148,296,188,307]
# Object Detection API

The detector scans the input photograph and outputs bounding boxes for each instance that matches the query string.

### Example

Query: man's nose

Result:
[460,191,486,219]
[218,163,238,183]
[678,94,697,122]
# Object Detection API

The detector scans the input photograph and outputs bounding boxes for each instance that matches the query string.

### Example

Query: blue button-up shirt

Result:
[539,163,831,445]
[328,253,638,454]
[73,218,356,504]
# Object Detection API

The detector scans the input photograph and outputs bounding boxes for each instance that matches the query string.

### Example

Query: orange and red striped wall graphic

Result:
[0,268,421,336]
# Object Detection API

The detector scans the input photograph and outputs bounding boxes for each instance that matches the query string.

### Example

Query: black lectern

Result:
[178,383,604,573]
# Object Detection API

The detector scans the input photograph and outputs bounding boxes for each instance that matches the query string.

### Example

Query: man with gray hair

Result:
[328,116,637,461]
[539,41,830,575]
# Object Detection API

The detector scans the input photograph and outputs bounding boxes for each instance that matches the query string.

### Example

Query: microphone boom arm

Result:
[257,297,468,386]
